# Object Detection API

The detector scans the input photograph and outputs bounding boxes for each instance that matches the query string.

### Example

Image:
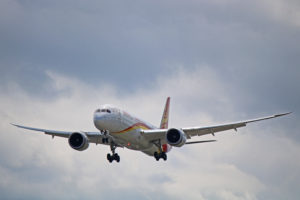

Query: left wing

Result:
[141,112,291,142]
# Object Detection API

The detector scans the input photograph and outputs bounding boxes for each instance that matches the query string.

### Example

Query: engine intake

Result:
[68,132,89,151]
[166,128,186,147]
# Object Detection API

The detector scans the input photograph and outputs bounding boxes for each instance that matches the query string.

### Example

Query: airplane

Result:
[12,97,291,163]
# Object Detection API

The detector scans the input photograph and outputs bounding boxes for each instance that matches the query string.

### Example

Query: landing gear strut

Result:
[101,130,109,144]
[153,139,167,161]
[107,143,120,163]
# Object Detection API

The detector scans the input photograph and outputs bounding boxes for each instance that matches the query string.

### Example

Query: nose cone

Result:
[93,112,107,130]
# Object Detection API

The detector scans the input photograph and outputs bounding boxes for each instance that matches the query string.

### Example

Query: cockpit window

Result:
[98,109,111,113]
[95,108,112,113]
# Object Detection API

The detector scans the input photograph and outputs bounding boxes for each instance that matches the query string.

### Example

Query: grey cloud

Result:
[1,0,299,94]
[1,0,300,199]
[0,68,298,200]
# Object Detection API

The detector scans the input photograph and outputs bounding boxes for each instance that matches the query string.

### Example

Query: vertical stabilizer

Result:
[160,97,170,129]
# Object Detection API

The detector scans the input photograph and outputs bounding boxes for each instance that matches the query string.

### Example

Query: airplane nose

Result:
[93,113,108,129]
[94,113,106,122]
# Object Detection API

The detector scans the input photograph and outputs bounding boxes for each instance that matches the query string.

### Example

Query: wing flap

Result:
[183,123,246,137]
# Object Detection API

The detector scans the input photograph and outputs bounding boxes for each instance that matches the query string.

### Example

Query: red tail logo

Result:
[160,97,170,129]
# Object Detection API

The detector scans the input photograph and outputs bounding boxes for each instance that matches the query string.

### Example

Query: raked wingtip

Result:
[274,112,292,117]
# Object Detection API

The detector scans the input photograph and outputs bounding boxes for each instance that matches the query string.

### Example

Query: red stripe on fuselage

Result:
[114,122,153,134]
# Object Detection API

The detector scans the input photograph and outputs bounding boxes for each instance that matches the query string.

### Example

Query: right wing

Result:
[11,123,106,142]
[11,123,72,138]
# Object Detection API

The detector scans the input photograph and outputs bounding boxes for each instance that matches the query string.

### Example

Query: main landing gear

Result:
[153,139,167,161]
[107,153,120,163]
[100,130,120,163]
[154,152,167,161]
[107,143,120,163]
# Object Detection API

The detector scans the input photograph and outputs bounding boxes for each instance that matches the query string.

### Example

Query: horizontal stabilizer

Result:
[186,140,217,145]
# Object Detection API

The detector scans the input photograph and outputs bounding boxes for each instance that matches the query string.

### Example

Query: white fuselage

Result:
[93,105,164,156]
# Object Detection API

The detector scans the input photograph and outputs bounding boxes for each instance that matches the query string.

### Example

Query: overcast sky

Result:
[0,0,299,199]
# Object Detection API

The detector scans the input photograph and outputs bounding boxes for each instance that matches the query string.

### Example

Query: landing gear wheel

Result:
[162,152,167,161]
[154,152,160,161]
[106,143,121,163]
[154,152,167,161]
[107,153,113,163]
[107,153,120,163]
[114,153,120,162]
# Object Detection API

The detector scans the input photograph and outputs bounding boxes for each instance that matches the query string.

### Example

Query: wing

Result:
[141,112,291,142]
[11,123,73,138]
[11,123,105,142]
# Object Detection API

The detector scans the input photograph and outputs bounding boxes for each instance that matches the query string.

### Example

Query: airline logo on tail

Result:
[160,97,170,129]
[161,97,171,153]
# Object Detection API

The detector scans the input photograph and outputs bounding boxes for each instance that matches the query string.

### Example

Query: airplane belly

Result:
[141,146,158,156]
[111,130,152,151]
[108,113,159,153]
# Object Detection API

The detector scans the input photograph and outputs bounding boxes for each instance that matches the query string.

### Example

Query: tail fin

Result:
[160,97,170,129]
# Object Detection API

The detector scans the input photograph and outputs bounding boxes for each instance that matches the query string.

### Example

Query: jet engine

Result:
[166,128,186,147]
[68,132,89,151]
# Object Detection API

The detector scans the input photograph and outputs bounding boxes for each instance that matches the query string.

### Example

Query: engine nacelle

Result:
[68,132,89,151]
[166,128,187,147]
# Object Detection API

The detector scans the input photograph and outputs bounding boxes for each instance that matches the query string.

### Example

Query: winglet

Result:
[186,140,217,145]
[160,97,170,129]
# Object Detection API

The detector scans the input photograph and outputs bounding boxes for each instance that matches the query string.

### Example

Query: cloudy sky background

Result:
[0,0,299,199]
